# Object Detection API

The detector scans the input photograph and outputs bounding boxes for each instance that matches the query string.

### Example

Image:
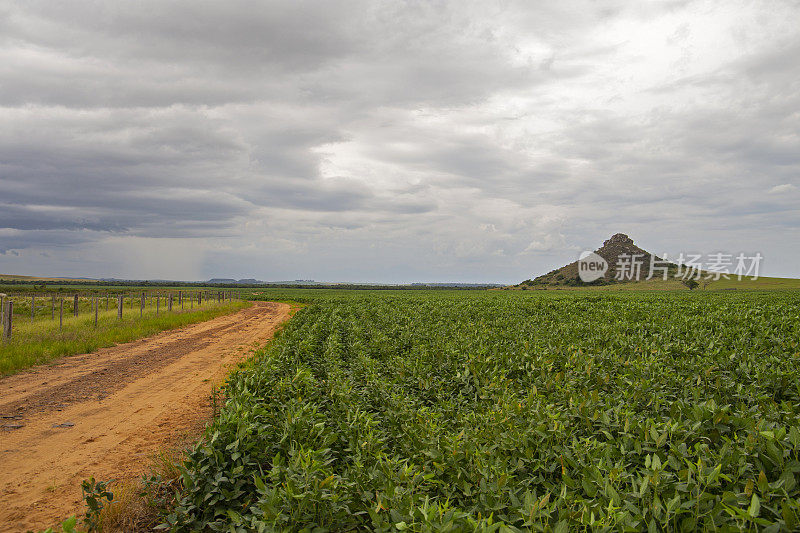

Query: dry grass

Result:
[96,481,147,532]
[97,448,187,532]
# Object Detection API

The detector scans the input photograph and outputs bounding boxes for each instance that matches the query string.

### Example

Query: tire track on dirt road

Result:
[0,301,293,532]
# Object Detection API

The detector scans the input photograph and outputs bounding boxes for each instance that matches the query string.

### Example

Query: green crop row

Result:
[166,290,800,531]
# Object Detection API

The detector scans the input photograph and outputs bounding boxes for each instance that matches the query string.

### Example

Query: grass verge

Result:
[0,300,248,376]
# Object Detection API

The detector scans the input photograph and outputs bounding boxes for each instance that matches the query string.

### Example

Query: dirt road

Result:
[0,301,292,532]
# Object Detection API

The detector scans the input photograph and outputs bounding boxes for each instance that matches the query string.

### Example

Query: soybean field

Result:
[168,290,800,531]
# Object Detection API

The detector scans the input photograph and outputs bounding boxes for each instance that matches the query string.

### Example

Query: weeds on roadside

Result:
[39,477,114,533]
[95,449,187,532]
[81,478,114,532]
[40,515,78,533]
[40,447,187,533]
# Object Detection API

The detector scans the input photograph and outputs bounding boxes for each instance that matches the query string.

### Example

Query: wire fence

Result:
[0,289,239,340]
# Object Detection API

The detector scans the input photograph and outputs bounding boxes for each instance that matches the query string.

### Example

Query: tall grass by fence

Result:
[0,290,238,341]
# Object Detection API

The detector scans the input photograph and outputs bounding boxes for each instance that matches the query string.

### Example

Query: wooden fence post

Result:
[156,294,160,316]
[179,290,183,310]
[59,297,63,331]
[141,292,145,317]
[106,293,109,311]
[74,295,79,317]
[3,300,12,339]
[117,295,123,319]
[168,293,173,312]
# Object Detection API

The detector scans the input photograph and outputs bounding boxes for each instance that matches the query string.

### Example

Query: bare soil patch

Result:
[0,301,292,532]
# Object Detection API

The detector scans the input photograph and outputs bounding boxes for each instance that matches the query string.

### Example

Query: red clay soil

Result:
[0,301,292,532]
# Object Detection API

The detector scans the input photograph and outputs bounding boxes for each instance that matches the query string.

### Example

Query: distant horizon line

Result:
[0,274,508,286]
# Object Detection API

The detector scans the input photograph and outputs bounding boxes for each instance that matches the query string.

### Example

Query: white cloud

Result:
[768,184,798,194]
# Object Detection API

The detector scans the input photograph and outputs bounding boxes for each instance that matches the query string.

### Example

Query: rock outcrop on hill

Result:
[520,233,675,287]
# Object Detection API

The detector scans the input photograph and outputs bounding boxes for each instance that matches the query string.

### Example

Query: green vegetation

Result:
[709,276,800,291]
[80,477,115,532]
[515,275,800,292]
[165,289,800,531]
[0,299,247,376]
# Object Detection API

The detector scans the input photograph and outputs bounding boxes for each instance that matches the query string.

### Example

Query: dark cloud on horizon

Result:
[1,0,799,281]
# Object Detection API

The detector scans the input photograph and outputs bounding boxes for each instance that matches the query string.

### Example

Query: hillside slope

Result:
[521,233,673,287]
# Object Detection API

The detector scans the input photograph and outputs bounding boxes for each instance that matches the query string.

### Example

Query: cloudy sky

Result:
[1,0,798,283]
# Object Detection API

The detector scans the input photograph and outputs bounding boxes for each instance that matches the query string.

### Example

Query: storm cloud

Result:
[1,0,798,281]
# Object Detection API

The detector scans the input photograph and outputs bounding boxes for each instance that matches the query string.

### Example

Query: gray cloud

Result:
[1,0,799,281]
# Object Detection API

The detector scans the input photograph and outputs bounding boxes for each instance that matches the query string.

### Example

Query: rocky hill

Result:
[520,233,676,287]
